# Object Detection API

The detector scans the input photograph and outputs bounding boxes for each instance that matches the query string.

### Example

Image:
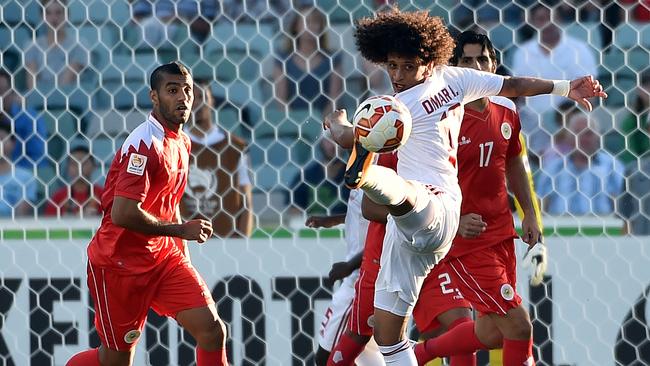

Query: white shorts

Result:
[374,183,460,317]
[318,272,385,365]
[318,273,357,351]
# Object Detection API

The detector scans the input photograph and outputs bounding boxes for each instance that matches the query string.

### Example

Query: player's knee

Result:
[372,321,404,346]
[194,318,227,348]
[478,329,503,349]
[510,318,532,339]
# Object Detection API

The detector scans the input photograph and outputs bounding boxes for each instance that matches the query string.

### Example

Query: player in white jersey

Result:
[324,8,606,366]
[308,189,384,366]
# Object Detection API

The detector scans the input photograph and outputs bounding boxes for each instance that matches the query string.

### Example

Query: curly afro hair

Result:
[354,8,455,67]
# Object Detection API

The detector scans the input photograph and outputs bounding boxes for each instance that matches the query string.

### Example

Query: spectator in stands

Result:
[511,3,598,159]
[44,145,102,217]
[604,71,650,167]
[272,6,343,116]
[620,0,650,22]
[220,0,290,22]
[0,69,47,170]
[181,81,253,238]
[24,0,89,97]
[132,0,220,44]
[556,1,601,24]
[536,112,625,216]
[0,122,37,217]
[538,101,581,169]
[619,150,650,235]
[131,0,178,47]
[287,137,349,217]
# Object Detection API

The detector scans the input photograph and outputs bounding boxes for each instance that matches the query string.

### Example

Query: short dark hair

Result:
[70,145,97,165]
[354,8,455,66]
[149,61,192,91]
[449,31,498,66]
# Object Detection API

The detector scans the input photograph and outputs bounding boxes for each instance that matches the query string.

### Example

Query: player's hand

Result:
[568,75,608,112]
[520,214,542,246]
[323,109,352,130]
[180,219,213,244]
[305,215,338,228]
[323,109,354,147]
[522,241,547,286]
[328,261,353,283]
[457,213,487,238]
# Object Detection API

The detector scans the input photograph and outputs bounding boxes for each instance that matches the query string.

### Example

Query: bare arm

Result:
[361,194,389,223]
[112,196,213,242]
[305,214,347,228]
[328,251,363,282]
[236,184,254,237]
[506,155,541,246]
[499,75,607,111]
[499,77,554,97]
[323,110,354,149]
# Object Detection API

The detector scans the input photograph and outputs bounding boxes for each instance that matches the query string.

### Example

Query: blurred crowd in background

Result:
[0,0,648,235]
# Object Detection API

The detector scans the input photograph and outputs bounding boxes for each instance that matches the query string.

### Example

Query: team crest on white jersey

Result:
[127,153,147,176]
[500,284,515,300]
[501,122,512,140]
[124,329,141,344]
[459,136,472,146]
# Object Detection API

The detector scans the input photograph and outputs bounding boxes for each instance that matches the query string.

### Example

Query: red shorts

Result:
[87,253,214,351]
[347,266,378,337]
[412,261,472,334]
[445,239,521,315]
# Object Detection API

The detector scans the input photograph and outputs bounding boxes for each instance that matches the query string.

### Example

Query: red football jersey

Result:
[360,152,398,272]
[448,97,521,258]
[88,115,191,274]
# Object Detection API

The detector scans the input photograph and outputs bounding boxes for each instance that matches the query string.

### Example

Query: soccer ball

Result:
[352,95,412,153]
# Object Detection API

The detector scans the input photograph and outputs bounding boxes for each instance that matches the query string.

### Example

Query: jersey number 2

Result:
[439,273,454,294]
[479,141,494,167]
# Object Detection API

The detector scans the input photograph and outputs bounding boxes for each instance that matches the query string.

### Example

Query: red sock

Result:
[197,347,228,366]
[65,348,100,366]
[503,338,534,366]
[326,332,368,366]
[415,318,486,365]
[449,352,477,366]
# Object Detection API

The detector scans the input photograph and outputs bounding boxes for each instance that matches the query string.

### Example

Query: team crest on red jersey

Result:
[124,329,141,344]
[500,283,515,300]
[501,122,512,140]
[127,153,147,175]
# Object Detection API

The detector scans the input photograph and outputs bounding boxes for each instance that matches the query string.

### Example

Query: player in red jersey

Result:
[66,62,228,366]
[327,152,475,366]
[414,31,544,366]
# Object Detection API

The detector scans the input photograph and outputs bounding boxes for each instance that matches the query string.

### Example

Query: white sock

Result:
[361,165,408,206]
[378,339,418,365]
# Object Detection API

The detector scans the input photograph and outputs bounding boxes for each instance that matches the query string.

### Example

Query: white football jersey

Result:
[395,65,504,201]
[344,188,369,261]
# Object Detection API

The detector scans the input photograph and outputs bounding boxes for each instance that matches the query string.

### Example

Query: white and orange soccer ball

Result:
[352,95,412,153]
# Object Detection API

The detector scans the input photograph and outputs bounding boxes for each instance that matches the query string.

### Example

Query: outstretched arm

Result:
[499,75,607,111]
